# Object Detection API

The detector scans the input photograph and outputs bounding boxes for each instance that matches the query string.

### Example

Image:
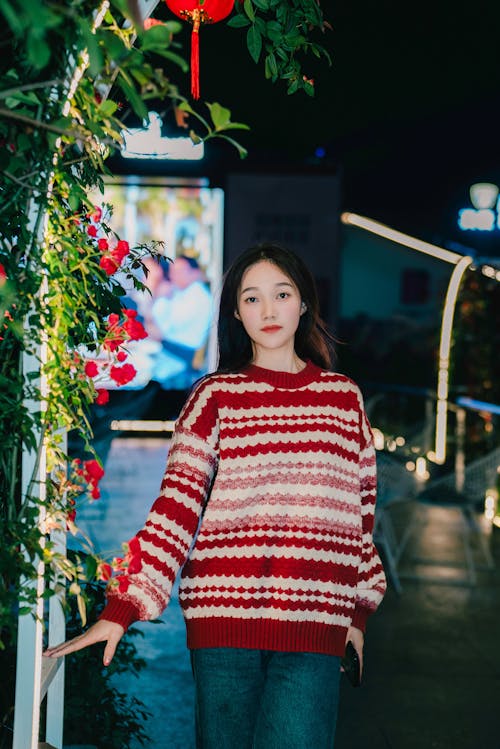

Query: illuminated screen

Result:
[97,177,224,393]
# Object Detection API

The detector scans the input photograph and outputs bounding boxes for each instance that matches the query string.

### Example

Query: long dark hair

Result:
[217,243,335,372]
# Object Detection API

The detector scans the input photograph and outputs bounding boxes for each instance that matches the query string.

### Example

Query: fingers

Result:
[43,619,125,666]
[43,631,97,659]
[103,634,120,666]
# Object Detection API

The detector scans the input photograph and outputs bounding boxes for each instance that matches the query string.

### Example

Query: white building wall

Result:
[340,224,450,321]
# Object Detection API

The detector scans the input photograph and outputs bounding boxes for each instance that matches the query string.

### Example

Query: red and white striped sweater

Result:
[101,361,386,656]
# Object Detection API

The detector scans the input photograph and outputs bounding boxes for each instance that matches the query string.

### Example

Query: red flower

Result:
[97,562,113,581]
[116,239,130,255]
[67,508,77,525]
[83,459,105,482]
[98,238,109,251]
[95,388,109,405]
[104,334,125,352]
[87,225,97,237]
[116,350,128,362]
[109,363,137,386]
[124,536,142,574]
[111,240,130,264]
[123,316,147,341]
[99,255,119,276]
[91,486,101,500]
[117,576,130,593]
[84,360,99,377]
[91,206,102,223]
[103,317,126,351]
[0,263,7,284]
[122,307,137,318]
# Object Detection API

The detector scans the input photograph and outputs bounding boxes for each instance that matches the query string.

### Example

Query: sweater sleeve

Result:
[99,378,219,630]
[350,396,387,632]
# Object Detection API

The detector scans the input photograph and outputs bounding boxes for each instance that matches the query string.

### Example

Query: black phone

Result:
[341,641,361,687]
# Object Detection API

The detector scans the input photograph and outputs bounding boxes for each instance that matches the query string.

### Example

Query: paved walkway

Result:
[77,438,500,749]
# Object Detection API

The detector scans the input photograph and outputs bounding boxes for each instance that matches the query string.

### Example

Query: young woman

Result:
[45,243,386,748]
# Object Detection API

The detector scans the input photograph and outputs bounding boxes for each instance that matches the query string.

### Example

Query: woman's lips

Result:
[261,325,282,332]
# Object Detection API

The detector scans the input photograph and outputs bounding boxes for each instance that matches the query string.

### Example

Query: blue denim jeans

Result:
[190,648,342,749]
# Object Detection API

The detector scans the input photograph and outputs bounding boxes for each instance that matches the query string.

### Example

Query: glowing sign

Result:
[458,208,496,231]
[458,182,499,231]
[121,112,204,161]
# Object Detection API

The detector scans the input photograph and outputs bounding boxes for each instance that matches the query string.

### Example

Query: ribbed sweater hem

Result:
[186,617,348,656]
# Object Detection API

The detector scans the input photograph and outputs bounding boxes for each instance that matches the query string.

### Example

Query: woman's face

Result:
[235,260,304,362]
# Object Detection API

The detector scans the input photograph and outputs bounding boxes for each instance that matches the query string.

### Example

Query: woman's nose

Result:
[262,299,276,319]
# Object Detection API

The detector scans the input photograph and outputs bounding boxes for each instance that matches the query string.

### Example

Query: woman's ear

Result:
[234,308,241,320]
[300,301,307,315]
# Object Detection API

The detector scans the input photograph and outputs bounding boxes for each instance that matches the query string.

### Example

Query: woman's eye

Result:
[244,296,257,303]
[277,292,290,299]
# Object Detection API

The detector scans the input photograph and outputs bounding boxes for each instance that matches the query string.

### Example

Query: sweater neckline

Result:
[242,360,322,389]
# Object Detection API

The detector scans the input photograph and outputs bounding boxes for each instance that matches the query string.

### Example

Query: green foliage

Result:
[0,575,152,749]
[229,0,332,96]
[452,272,500,407]
[62,579,152,749]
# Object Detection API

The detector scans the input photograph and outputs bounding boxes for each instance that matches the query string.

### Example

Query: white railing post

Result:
[45,525,67,748]
[13,347,47,749]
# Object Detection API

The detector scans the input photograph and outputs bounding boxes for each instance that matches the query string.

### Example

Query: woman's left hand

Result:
[345,625,364,678]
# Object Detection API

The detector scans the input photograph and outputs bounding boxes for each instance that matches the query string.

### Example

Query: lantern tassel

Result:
[190,10,201,100]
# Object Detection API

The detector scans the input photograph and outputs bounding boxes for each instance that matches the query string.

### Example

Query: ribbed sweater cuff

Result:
[350,605,370,633]
[98,597,141,631]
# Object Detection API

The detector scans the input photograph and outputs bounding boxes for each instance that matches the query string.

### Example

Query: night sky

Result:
[123,1,500,257]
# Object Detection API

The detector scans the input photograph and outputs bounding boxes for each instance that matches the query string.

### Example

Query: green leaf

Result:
[247,25,262,63]
[252,0,270,9]
[85,554,97,580]
[206,101,231,130]
[150,48,189,72]
[265,20,282,42]
[243,0,255,22]
[26,34,51,70]
[218,134,248,160]
[264,52,278,81]
[304,1,323,26]
[100,32,127,62]
[117,75,148,120]
[178,100,196,115]
[254,16,266,33]
[2,90,40,106]
[68,190,81,212]
[304,80,315,97]
[79,21,104,78]
[189,129,202,144]
[227,15,251,28]
[98,99,119,118]
[140,23,174,51]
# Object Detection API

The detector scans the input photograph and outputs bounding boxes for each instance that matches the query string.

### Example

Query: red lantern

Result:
[164,0,234,100]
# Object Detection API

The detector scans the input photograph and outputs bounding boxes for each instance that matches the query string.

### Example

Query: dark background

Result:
[115,0,500,259]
